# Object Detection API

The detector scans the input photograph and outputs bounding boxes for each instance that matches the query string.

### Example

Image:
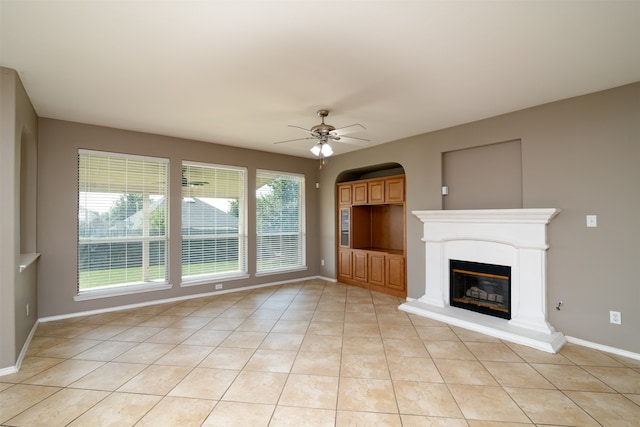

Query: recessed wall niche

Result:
[442,140,522,210]
[20,131,37,254]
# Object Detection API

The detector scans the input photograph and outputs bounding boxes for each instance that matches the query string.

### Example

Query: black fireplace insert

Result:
[449,259,511,320]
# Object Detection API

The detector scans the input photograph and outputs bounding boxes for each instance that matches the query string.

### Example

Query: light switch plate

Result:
[586,215,597,227]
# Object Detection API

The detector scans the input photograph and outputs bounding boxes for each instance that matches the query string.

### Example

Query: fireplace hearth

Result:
[450,260,510,320]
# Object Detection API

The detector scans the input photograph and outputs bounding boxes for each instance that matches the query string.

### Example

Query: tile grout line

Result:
[2,279,639,426]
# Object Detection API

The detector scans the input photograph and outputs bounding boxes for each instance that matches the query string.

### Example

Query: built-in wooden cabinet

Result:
[368,180,385,204]
[385,254,405,291]
[339,176,406,206]
[386,177,405,203]
[338,249,352,280]
[337,175,406,297]
[352,182,368,205]
[339,208,350,247]
[338,185,352,205]
[368,252,386,287]
[353,250,368,282]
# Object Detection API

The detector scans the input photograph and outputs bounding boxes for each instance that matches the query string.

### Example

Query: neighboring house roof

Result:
[78,207,100,225]
[124,197,238,233]
[181,197,238,232]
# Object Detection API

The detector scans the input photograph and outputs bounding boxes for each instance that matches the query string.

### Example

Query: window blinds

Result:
[181,162,247,282]
[256,170,305,273]
[77,150,169,291]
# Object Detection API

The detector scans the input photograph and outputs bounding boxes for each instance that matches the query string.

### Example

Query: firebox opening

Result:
[450,259,511,320]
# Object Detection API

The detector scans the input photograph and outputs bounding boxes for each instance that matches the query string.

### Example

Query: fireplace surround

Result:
[399,208,566,353]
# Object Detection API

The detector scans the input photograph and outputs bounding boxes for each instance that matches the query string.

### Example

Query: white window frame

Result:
[181,161,249,286]
[255,169,307,276]
[75,149,171,301]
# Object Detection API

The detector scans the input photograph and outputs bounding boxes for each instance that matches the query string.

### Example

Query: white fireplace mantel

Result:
[399,208,567,353]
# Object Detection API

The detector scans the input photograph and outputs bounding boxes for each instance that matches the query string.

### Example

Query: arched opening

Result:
[336,162,405,183]
[335,162,407,298]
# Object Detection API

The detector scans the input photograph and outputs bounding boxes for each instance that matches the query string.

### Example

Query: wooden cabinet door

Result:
[353,250,368,282]
[352,182,368,205]
[385,177,405,203]
[368,252,385,287]
[386,255,405,291]
[338,250,352,280]
[368,180,385,204]
[338,184,352,205]
[339,208,350,247]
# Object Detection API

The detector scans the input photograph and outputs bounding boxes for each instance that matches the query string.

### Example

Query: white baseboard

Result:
[566,336,640,361]
[39,275,329,323]
[0,366,18,376]
[0,320,39,377]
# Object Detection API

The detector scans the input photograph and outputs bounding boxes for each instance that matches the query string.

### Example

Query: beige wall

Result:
[318,83,640,353]
[0,67,39,370]
[37,119,320,318]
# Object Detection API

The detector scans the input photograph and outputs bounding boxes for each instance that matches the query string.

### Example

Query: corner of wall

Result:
[0,67,39,370]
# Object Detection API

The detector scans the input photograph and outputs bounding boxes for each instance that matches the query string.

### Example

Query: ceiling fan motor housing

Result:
[311,124,335,135]
[311,110,336,137]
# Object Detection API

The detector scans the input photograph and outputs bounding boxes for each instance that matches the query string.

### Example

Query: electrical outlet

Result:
[609,310,621,325]
[321,259,325,266]
[215,283,223,290]
[26,304,29,317]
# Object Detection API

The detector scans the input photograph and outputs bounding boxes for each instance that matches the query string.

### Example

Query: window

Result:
[182,162,247,283]
[256,170,305,274]
[77,150,169,296]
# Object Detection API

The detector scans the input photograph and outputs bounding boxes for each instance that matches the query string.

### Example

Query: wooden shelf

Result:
[354,247,404,256]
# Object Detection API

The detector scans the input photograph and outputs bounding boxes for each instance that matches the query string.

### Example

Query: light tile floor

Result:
[1,279,639,426]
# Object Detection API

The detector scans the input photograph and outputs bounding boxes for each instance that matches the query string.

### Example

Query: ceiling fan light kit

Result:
[310,141,333,157]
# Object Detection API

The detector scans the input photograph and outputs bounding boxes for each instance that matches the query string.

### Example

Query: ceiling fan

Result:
[181,168,208,187]
[275,109,369,160]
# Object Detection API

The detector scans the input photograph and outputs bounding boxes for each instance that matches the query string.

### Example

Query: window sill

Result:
[74,282,173,302]
[255,266,308,277]
[19,253,40,272]
[181,273,251,288]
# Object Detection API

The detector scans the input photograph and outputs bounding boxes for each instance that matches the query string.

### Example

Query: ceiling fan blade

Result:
[332,123,366,136]
[273,137,315,145]
[338,134,369,141]
[287,124,313,134]
[335,135,370,146]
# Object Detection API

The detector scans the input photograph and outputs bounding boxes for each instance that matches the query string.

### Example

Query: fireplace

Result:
[450,260,511,320]
[399,208,567,353]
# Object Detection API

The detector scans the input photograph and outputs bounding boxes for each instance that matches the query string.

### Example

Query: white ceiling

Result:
[2,1,639,159]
